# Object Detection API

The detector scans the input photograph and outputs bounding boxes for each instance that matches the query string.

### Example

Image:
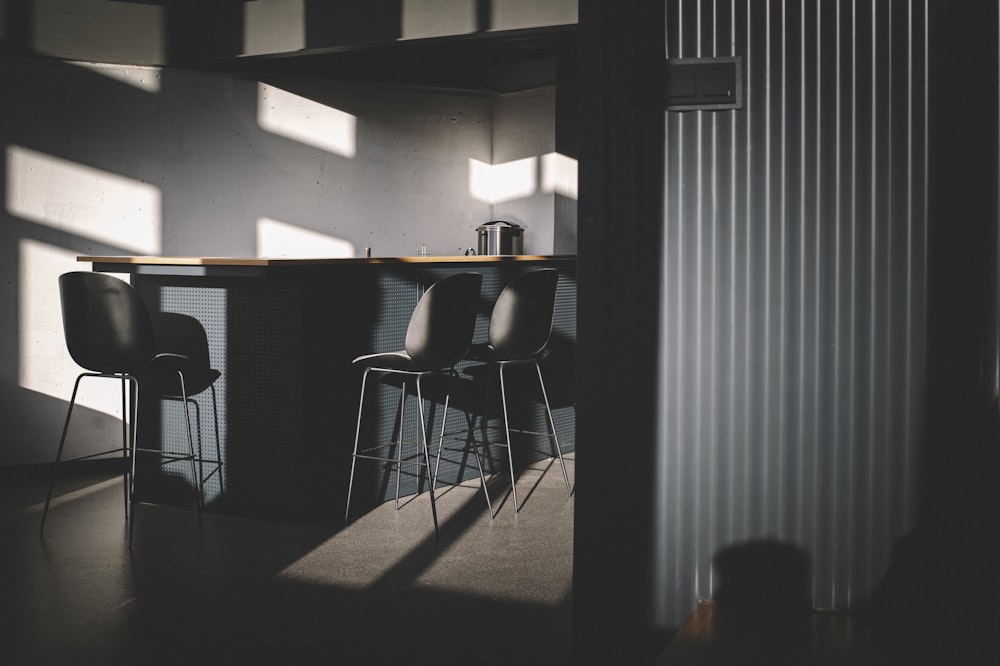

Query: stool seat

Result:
[353,351,453,372]
[465,342,548,364]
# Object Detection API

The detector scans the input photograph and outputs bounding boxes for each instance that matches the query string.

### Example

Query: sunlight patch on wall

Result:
[258,84,357,158]
[6,145,162,254]
[257,218,356,258]
[540,152,578,200]
[401,0,476,39]
[244,0,305,55]
[18,239,127,417]
[71,61,162,93]
[468,156,538,204]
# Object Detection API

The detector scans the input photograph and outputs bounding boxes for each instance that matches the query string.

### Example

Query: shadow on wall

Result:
[861,398,1000,666]
[695,423,1000,666]
[711,540,814,666]
[659,403,1000,666]
[667,541,850,665]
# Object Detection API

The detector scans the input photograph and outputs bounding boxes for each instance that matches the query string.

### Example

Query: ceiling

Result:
[208,25,579,93]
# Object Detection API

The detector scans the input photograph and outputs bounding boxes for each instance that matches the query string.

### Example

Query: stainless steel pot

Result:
[476,221,523,255]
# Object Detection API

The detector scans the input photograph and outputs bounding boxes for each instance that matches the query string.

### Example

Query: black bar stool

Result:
[345,272,488,537]
[464,268,572,514]
[40,272,218,547]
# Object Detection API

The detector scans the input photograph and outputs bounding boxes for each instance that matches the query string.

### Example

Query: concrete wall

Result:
[0,56,561,465]
[490,85,575,254]
[2,0,578,65]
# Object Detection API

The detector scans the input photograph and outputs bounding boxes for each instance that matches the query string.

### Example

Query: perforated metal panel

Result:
[223,282,303,512]
[134,277,308,518]
[157,286,227,502]
[361,272,424,501]
[550,271,577,453]
[131,262,575,520]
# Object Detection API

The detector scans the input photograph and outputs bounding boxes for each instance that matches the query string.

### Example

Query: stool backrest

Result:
[488,268,559,359]
[151,312,212,369]
[405,272,483,369]
[59,271,155,374]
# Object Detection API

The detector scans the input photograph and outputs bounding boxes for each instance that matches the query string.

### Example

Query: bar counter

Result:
[81,254,575,266]
[81,255,576,524]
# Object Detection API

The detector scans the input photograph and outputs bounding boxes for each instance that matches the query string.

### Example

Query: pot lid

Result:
[476,220,523,231]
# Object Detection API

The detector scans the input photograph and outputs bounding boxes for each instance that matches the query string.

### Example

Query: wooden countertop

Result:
[78,255,575,266]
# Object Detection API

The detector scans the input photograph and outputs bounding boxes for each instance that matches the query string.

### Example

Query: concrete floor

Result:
[1,458,574,665]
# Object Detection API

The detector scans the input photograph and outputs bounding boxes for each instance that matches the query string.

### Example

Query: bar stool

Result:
[345,272,487,536]
[149,312,225,499]
[40,272,208,547]
[465,268,572,513]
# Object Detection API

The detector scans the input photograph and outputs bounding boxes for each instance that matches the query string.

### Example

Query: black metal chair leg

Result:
[535,361,571,495]
[345,368,371,522]
[415,375,439,539]
[209,384,223,494]
[40,375,85,535]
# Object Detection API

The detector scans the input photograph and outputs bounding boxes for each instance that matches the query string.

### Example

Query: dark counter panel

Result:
[121,260,575,524]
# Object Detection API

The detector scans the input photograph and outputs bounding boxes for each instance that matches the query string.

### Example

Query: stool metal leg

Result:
[498,363,520,512]
[127,372,202,547]
[534,360,571,495]
[128,378,141,547]
[40,374,86,535]
[433,369,494,519]
[176,370,203,527]
[190,398,204,493]
[42,367,210,546]
[415,374,439,538]
[480,369,498,474]
[345,367,372,522]
[394,381,407,510]
[468,413,494,518]
[431,384,448,489]
[121,377,130,519]
[431,370,457,490]
[491,360,571,514]
[209,384,224,494]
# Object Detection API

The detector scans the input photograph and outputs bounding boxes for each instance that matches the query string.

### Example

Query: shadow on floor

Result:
[1,459,574,666]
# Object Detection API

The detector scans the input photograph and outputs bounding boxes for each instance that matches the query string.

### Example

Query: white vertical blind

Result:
[657,0,927,623]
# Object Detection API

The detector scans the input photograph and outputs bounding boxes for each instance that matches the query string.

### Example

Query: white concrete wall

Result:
[491,87,562,254]
[0,57,562,465]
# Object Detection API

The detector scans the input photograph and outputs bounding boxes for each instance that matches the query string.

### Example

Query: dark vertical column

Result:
[475,0,492,32]
[1,1,34,54]
[867,2,1000,663]
[573,1,668,664]
[304,0,403,46]
[923,0,999,520]
[164,3,246,66]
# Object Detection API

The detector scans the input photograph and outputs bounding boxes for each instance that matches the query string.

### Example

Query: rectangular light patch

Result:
[7,145,161,254]
[258,84,357,158]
